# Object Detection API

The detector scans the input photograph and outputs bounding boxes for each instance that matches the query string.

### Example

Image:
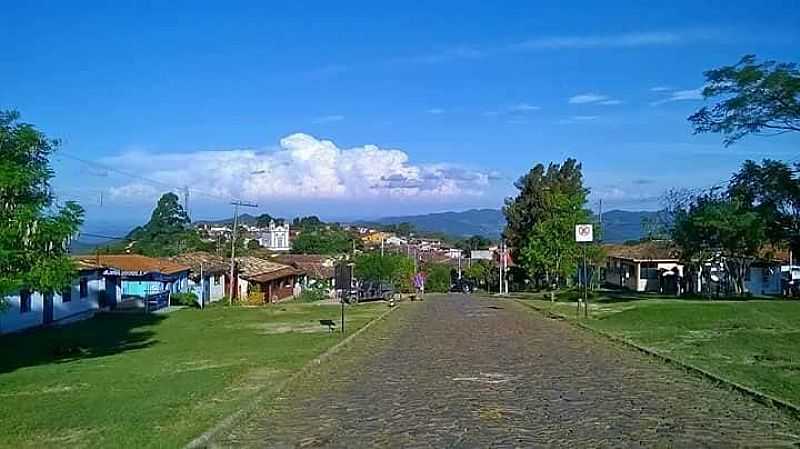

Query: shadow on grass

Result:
[0,312,164,375]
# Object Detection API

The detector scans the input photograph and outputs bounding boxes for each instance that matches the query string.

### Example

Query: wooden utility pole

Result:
[229,200,258,304]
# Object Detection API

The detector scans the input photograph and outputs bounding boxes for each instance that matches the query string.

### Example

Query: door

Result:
[43,293,54,324]
[104,276,119,308]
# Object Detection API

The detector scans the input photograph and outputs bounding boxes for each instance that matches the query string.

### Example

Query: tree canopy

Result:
[1,110,84,297]
[672,193,767,295]
[503,158,593,287]
[353,252,415,291]
[125,193,206,257]
[689,55,800,146]
[291,227,352,254]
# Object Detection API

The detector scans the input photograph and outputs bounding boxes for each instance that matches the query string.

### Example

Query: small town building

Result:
[604,242,684,294]
[0,259,116,334]
[257,220,291,251]
[361,231,395,246]
[234,256,304,303]
[169,252,228,305]
[78,255,191,302]
[470,250,493,261]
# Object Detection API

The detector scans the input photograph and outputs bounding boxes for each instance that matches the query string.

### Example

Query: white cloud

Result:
[312,115,345,124]
[104,133,493,203]
[650,87,704,106]
[513,31,684,50]
[484,102,541,117]
[509,103,541,112]
[557,115,599,125]
[427,108,445,115]
[649,86,674,92]
[568,93,622,105]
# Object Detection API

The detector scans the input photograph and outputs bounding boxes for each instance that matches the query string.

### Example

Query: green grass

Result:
[0,302,386,449]
[515,292,800,407]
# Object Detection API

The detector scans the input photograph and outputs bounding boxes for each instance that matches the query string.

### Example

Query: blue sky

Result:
[2,1,799,232]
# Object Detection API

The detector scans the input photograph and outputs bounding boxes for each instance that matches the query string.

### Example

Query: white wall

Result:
[1,270,103,334]
[54,271,103,321]
[0,292,44,334]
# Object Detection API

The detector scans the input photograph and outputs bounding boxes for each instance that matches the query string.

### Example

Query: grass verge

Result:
[512,292,800,409]
[0,302,386,449]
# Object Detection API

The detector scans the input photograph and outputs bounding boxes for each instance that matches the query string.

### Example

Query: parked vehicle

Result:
[450,278,474,294]
[349,281,395,303]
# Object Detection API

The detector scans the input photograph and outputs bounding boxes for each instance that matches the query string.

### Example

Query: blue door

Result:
[43,293,54,324]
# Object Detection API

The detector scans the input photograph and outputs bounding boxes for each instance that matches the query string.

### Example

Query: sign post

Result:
[575,224,593,318]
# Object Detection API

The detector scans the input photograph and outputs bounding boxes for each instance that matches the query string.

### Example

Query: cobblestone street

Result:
[214,295,800,449]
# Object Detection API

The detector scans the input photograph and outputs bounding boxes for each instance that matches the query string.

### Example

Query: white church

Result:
[257,220,291,251]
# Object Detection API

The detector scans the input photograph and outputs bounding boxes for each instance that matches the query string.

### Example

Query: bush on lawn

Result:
[171,292,199,307]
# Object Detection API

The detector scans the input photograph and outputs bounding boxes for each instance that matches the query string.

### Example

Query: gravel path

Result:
[213,295,800,449]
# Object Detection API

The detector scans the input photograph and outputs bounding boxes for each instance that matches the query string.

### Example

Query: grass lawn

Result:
[513,291,800,407]
[0,301,387,449]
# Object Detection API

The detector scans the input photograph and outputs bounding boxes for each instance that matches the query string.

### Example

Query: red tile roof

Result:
[74,254,190,275]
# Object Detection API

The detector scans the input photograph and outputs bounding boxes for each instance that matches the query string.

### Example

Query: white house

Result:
[258,221,291,251]
[0,260,117,335]
[446,248,463,260]
[604,242,684,294]
[385,235,407,246]
[169,252,228,305]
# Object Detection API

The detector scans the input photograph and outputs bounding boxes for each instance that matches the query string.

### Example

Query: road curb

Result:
[184,304,402,449]
[513,298,800,421]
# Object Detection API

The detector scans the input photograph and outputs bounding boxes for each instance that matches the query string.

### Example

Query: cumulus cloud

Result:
[104,133,493,203]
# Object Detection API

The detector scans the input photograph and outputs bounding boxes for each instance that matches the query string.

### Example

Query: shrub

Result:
[171,292,199,307]
[425,263,452,293]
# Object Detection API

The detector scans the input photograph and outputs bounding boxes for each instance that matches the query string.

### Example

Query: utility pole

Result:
[229,200,258,305]
[498,241,504,295]
[598,199,603,243]
[182,185,190,219]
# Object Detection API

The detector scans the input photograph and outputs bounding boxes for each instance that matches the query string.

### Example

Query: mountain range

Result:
[365,208,660,243]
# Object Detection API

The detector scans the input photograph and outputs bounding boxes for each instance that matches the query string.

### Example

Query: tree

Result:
[504,159,591,288]
[255,213,274,227]
[291,228,352,254]
[672,194,767,295]
[423,263,451,292]
[126,193,199,257]
[291,216,324,231]
[729,159,800,255]
[0,110,84,299]
[456,235,492,251]
[354,252,415,291]
[689,55,800,146]
[464,259,494,290]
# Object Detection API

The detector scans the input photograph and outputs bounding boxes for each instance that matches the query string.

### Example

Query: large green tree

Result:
[126,193,204,256]
[503,158,592,288]
[354,252,415,291]
[672,194,767,295]
[1,111,84,298]
[729,159,800,255]
[689,55,800,146]
[291,227,352,254]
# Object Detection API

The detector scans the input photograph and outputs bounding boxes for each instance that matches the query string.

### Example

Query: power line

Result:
[57,151,238,204]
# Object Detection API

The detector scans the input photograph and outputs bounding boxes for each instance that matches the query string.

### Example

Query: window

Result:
[20,289,31,313]
[79,278,88,298]
[213,275,220,286]
[62,286,72,303]
[640,263,660,280]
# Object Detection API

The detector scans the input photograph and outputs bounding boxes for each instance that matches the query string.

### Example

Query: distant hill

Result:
[600,210,660,243]
[364,208,660,243]
[364,209,505,239]
[193,213,259,226]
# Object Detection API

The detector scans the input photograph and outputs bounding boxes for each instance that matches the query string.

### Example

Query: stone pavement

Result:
[213,295,800,449]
